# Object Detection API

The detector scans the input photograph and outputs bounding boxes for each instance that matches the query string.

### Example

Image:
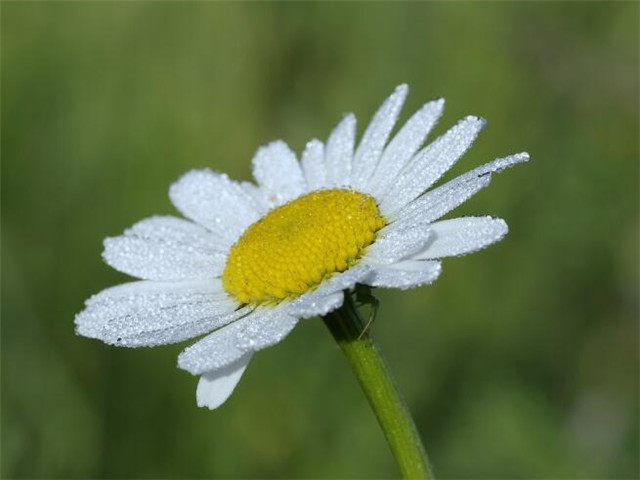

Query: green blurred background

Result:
[2,2,638,478]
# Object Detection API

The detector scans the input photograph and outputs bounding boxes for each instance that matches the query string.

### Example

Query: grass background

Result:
[2,2,638,478]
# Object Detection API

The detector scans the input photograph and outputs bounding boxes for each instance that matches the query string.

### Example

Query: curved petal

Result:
[235,307,299,351]
[389,152,529,225]
[414,216,508,259]
[284,265,370,319]
[169,169,262,243]
[196,353,253,410]
[252,140,306,207]
[368,98,445,197]
[364,260,442,290]
[364,223,432,264]
[286,292,344,319]
[102,216,228,281]
[313,265,371,297]
[239,181,271,214]
[75,279,246,347]
[301,139,327,190]
[351,84,409,191]
[379,116,486,216]
[325,114,356,187]
[178,307,298,375]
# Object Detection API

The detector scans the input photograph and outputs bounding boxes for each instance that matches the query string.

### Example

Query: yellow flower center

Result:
[222,189,386,305]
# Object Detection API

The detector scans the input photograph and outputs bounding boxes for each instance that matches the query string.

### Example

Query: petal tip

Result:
[394,83,409,96]
[169,168,220,202]
[343,112,356,124]
[465,115,487,127]
[432,97,445,109]
[194,355,252,409]
[305,138,323,149]
[421,97,445,116]
[491,217,509,238]
[101,237,116,260]
[256,139,293,157]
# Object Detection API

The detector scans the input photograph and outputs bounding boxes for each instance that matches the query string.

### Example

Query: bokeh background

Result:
[2,2,638,478]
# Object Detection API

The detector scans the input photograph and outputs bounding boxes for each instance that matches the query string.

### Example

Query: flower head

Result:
[75,85,528,409]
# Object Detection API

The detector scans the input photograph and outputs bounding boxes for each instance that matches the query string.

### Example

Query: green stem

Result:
[323,293,433,479]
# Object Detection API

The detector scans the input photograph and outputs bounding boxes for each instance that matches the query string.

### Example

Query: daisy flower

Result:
[75,84,528,412]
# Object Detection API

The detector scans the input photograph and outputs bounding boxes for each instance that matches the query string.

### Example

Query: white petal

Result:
[239,181,271,214]
[75,279,247,347]
[364,260,442,290]
[284,265,370,317]
[390,152,529,225]
[301,139,327,190]
[380,116,486,215]
[351,84,409,191]
[325,114,356,187]
[196,353,252,410]
[389,171,490,227]
[126,215,229,251]
[102,216,228,281]
[235,307,299,351]
[83,278,229,305]
[287,292,344,319]
[252,140,306,207]
[368,98,445,197]
[414,216,508,259]
[365,223,432,264]
[313,265,372,297]
[178,316,249,374]
[178,307,298,375]
[169,169,261,243]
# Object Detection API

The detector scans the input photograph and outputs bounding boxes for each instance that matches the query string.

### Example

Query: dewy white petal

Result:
[235,307,299,351]
[389,171,491,227]
[309,264,371,298]
[178,316,251,375]
[389,152,530,226]
[471,152,530,175]
[324,114,356,187]
[75,279,248,347]
[279,266,370,319]
[84,277,229,303]
[413,216,508,259]
[178,307,298,375]
[196,353,252,410]
[127,215,230,251]
[368,98,445,197]
[301,139,327,190]
[170,169,261,243]
[364,260,442,290]
[365,223,432,265]
[102,216,227,281]
[252,140,306,207]
[379,116,486,216]
[287,292,344,319]
[351,84,409,191]
[239,181,271,214]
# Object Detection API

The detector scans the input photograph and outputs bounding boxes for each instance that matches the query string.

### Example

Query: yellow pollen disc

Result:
[222,189,387,305]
